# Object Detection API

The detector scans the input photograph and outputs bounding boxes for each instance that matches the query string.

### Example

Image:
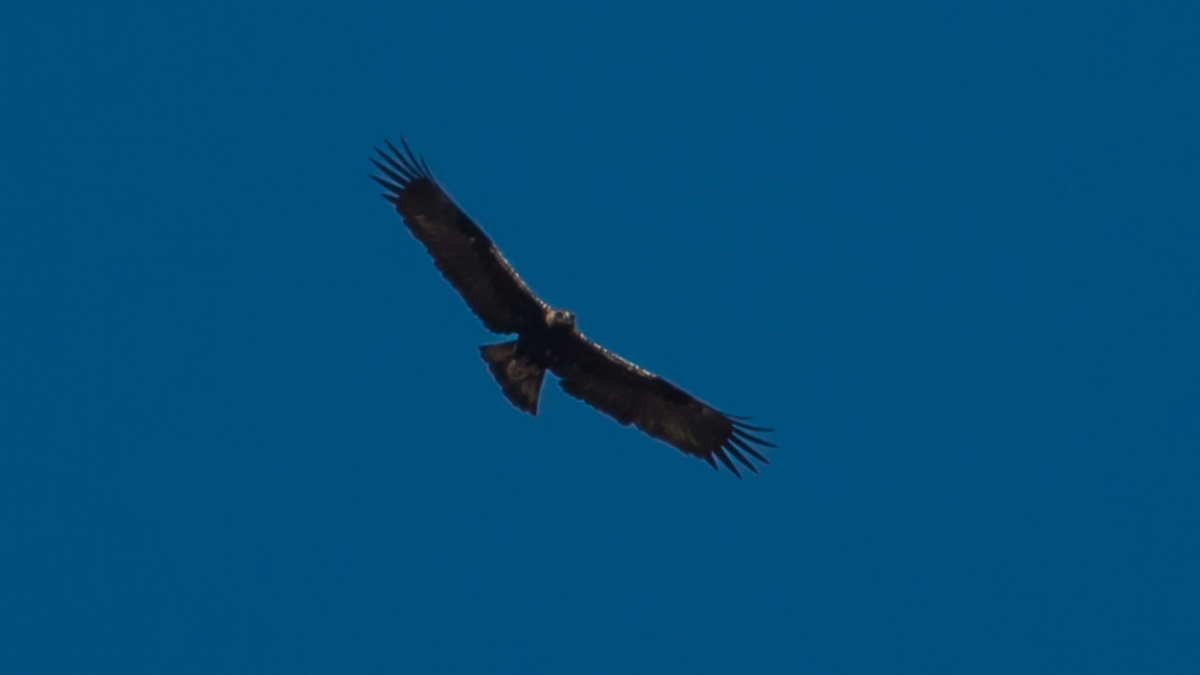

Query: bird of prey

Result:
[370,140,774,475]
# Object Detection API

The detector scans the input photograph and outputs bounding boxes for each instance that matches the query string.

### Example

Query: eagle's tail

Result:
[479,341,545,416]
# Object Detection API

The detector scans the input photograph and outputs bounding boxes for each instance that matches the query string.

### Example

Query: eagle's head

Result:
[546,308,577,329]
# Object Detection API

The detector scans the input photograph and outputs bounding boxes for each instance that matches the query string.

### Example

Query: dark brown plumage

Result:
[371,139,774,475]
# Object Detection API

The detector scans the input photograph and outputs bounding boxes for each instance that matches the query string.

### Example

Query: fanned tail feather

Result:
[480,341,546,416]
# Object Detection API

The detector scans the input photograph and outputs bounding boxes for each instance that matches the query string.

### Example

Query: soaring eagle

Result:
[371,140,774,475]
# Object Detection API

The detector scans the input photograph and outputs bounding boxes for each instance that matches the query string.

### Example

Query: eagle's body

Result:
[371,140,773,475]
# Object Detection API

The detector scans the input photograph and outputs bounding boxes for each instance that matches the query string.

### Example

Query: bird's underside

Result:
[371,139,774,476]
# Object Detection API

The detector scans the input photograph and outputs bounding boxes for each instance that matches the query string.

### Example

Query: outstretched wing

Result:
[371,140,548,335]
[548,332,774,476]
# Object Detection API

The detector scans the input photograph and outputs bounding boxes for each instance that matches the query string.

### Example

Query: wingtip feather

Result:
[732,427,777,449]
[714,449,742,478]
[729,435,770,464]
[725,443,759,474]
[369,172,403,193]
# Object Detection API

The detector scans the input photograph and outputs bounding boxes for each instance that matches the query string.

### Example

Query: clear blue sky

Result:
[3,2,1198,673]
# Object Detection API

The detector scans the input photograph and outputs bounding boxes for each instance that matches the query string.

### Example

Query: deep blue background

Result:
[3,2,1198,672]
